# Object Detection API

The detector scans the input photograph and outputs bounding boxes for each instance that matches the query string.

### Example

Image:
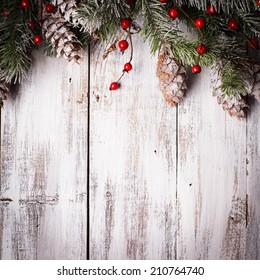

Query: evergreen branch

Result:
[220,63,247,97]
[76,0,131,41]
[173,0,258,13]
[238,12,260,35]
[0,4,34,83]
[214,36,251,97]
[141,0,182,53]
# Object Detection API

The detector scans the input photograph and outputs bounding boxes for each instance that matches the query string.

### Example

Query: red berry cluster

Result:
[110,18,134,91]
[164,1,260,73]
[20,1,56,45]
[192,15,207,73]
[164,2,259,73]
[165,3,208,74]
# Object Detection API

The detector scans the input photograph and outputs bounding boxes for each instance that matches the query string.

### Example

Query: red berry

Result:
[121,18,132,30]
[110,82,119,91]
[168,8,179,19]
[33,35,43,45]
[257,0,260,7]
[29,21,36,29]
[45,4,55,13]
[197,44,207,55]
[192,65,201,74]
[195,18,206,29]
[118,40,129,51]
[21,0,30,9]
[3,9,10,17]
[249,37,259,48]
[229,19,238,30]
[124,63,133,72]
[207,4,217,16]
[159,0,168,3]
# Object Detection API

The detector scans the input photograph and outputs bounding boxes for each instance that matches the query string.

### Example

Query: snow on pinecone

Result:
[43,5,81,63]
[247,63,260,102]
[53,0,78,24]
[0,81,9,107]
[211,67,248,119]
[156,44,187,106]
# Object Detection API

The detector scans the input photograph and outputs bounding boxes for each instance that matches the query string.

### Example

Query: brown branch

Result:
[103,30,125,60]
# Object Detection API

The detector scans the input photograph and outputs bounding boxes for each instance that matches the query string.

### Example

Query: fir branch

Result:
[220,63,247,97]
[238,12,260,36]
[76,0,131,41]
[141,0,216,66]
[173,0,258,14]
[141,0,182,53]
[171,39,216,67]
[0,4,33,83]
[213,36,251,97]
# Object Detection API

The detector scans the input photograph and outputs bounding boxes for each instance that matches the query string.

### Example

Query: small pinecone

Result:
[0,81,9,107]
[156,44,187,106]
[43,11,81,63]
[211,68,248,119]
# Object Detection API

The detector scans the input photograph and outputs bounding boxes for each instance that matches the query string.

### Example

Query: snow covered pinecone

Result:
[0,81,9,107]
[156,44,187,106]
[43,6,81,63]
[211,68,248,119]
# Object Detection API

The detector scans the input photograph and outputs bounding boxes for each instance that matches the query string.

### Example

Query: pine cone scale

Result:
[157,44,187,106]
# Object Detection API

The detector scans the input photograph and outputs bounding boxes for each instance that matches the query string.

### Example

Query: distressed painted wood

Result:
[1,40,260,260]
[177,70,249,259]
[89,37,177,259]
[246,98,260,259]
[0,51,88,259]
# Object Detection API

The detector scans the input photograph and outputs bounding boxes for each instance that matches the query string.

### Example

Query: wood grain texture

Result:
[177,70,248,259]
[89,37,177,260]
[0,51,88,259]
[1,40,260,260]
[246,99,260,259]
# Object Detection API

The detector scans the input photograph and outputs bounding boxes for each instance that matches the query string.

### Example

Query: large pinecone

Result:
[211,67,248,119]
[42,2,81,64]
[156,44,187,106]
[0,81,9,107]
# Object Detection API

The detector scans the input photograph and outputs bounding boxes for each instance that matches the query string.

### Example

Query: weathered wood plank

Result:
[246,99,260,259]
[89,37,177,259]
[0,51,88,259]
[1,39,259,260]
[177,70,248,259]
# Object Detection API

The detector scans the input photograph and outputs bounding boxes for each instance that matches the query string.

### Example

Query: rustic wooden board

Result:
[177,70,249,259]
[0,51,88,259]
[246,98,260,259]
[89,37,178,259]
[1,41,260,260]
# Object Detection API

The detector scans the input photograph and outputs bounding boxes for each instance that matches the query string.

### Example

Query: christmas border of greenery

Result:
[1,0,260,115]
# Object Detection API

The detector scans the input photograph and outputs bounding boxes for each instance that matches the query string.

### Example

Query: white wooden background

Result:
[0,36,260,260]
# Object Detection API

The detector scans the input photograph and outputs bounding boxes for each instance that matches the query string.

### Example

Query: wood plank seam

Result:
[86,44,91,261]
[175,104,179,260]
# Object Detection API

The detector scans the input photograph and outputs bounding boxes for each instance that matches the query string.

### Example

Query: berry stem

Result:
[117,29,134,83]
[38,0,43,25]
[241,32,257,49]
[103,30,125,59]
